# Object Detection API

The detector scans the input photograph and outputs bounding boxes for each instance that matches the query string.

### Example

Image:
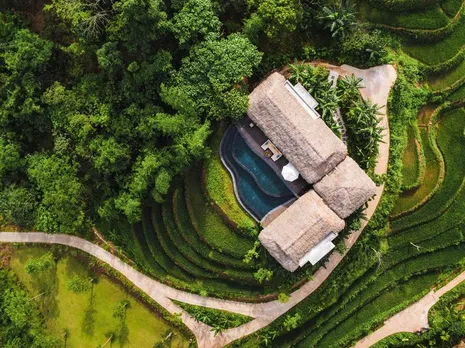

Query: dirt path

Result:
[0,64,396,348]
[354,271,465,348]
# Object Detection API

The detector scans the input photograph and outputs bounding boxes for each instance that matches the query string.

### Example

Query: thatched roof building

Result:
[248,72,347,184]
[314,157,377,218]
[259,191,345,272]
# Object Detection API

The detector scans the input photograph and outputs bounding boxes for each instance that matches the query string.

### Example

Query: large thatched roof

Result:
[314,157,377,219]
[259,190,345,272]
[248,72,347,184]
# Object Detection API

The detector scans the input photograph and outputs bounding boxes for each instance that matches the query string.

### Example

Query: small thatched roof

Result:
[314,157,377,219]
[248,72,347,184]
[259,190,345,272]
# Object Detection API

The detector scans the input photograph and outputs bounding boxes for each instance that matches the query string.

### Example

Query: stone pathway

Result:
[354,270,465,348]
[0,64,396,348]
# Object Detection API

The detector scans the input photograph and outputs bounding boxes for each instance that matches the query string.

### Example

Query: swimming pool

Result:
[220,126,294,221]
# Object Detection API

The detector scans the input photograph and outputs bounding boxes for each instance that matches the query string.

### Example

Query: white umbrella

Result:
[281,162,299,182]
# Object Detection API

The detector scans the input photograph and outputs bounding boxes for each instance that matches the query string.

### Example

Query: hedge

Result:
[359,3,450,30]
[184,167,254,259]
[447,82,465,102]
[391,108,465,230]
[172,186,257,270]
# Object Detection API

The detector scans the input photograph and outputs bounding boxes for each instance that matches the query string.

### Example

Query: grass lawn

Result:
[400,125,422,188]
[9,246,189,348]
[403,16,465,65]
[358,3,450,29]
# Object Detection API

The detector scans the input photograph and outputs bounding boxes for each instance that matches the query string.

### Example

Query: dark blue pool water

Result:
[220,127,294,220]
[233,133,291,198]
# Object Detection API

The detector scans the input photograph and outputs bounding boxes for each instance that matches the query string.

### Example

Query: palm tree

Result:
[318,0,357,39]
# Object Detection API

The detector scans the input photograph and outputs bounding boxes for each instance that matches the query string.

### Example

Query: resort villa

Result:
[221,72,376,272]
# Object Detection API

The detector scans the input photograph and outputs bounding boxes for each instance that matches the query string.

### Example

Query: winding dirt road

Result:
[0,65,396,348]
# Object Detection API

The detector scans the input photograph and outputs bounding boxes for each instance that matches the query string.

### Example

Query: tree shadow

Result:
[32,265,60,320]
[82,305,96,337]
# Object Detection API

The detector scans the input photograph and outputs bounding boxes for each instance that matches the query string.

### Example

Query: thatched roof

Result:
[248,72,347,184]
[314,157,377,219]
[259,190,345,272]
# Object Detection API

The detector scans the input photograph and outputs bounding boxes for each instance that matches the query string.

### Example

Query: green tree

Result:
[0,185,37,227]
[171,0,221,45]
[25,252,55,275]
[67,275,92,294]
[244,0,303,42]
[27,154,85,233]
[172,33,262,119]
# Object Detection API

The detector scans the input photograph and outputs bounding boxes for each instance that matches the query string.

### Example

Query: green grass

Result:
[358,3,450,29]
[442,0,464,17]
[391,126,441,216]
[185,167,254,259]
[131,223,167,277]
[403,16,465,65]
[392,108,465,231]
[428,58,465,90]
[401,125,422,188]
[9,246,189,348]
[203,125,257,233]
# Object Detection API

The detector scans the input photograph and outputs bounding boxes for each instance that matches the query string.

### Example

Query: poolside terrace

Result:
[237,116,310,197]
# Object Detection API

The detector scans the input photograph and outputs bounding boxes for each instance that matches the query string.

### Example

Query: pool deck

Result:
[237,117,310,197]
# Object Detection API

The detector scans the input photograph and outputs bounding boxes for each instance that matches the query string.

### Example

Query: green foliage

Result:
[254,268,273,283]
[278,293,290,303]
[170,0,221,45]
[170,33,262,120]
[27,154,86,233]
[368,0,442,11]
[283,313,301,331]
[0,270,60,347]
[244,0,303,41]
[67,275,91,294]
[25,252,55,275]
[173,300,252,329]
[319,0,357,38]
[0,185,37,227]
